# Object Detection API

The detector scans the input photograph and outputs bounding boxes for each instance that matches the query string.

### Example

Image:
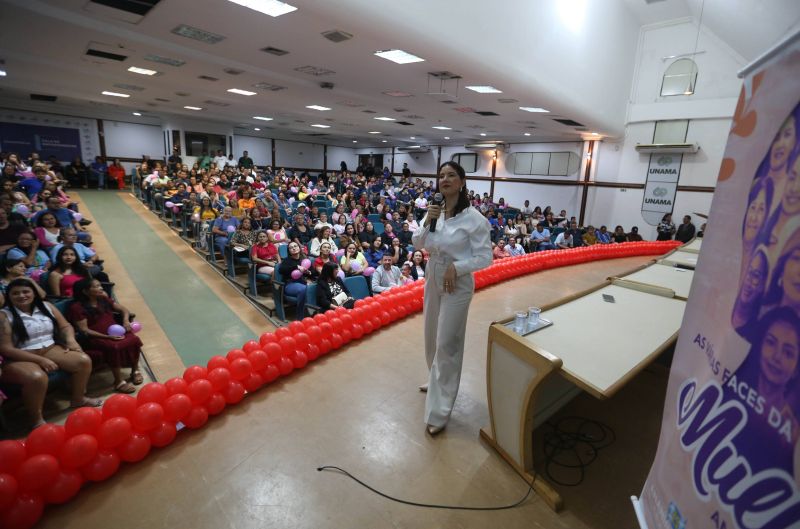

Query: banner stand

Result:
[630,496,651,529]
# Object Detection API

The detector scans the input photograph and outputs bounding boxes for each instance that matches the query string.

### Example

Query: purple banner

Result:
[0,122,83,162]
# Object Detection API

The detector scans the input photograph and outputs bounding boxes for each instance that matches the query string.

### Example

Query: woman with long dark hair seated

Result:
[68,278,143,393]
[316,262,354,312]
[0,278,99,428]
[48,246,91,298]
[278,241,310,316]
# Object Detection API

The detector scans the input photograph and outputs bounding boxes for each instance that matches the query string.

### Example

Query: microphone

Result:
[430,192,444,233]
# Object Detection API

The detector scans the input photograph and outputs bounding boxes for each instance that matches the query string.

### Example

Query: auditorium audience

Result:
[371,254,402,293]
[316,262,354,312]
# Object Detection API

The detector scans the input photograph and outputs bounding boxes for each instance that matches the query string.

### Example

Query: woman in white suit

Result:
[412,162,493,435]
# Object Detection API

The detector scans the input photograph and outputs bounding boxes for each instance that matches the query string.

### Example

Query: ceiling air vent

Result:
[198,75,219,81]
[114,83,144,91]
[553,118,584,127]
[395,121,414,126]
[475,111,499,116]
[154,97,170,102]
[224,68,243,75]
[174,91,190,97]
[295,65,336,76]
[171,24,225,44]
[86,0,161,24]
[144,54,185,67]
[362,110,377,114]
[252,82,286,91]
[204,100,230,107]
[440,100,457,104]
[261,46,289,56]
[321,30,353,43]
[85,45,128,62]
[30,94,57,102]
[497,98,518,104]
[428,71,462,80]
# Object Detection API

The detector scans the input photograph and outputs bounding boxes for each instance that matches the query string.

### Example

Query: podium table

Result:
[480,281,686,511]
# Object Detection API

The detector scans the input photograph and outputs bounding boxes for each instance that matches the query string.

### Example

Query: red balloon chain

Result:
[0,241,680,528]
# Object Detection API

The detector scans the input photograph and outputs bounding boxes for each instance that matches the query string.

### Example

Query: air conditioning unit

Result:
[397,146,431,153]
[465,142,508,151]
[635,142,700,154]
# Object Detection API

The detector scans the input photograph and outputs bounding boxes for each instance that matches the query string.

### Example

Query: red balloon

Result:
[229,358,253,381]
[223,381,245,404]
[226,348,247,362]
[380,311,391,325]
[59,434,98,469]
[329,317,344,335]
[261,364,280,383]
[118,433,151,462]
[248,349,269,371]
[263,342,283,365]
[164,377,189,396]
[291,351,308,369]
[274,326,292,339]
[243,372,264,392]
[259,332,277,347]
[163,393,192,423]
[288,321,305,335]
[44,470,83,504]
[187,379,213,405]
[82,450,120,482]
[242,340,261,354]
[278,356,294,376]
[362,319,374,335]
[306,325,322,345]
[319,321,334,336]
[132,402,164,432]
[206,355,230,371]
[149,422,177,448]
[17,455,59,492]
[207,367,232,391]
[64,408,102,437]
[306,343,320,361]
[137,382,168,405]
[351,323,364,340]
[301,317,317,330]
[205,393,226,415]
[371,316,382,330]
[0,494,44,529]
[312,313,327,325]
[340,328,353,344]
[97,417,132,449]
[279,336,297,357]
[0,441,26,474]
[183,406,208,429]
[330,333,344,349]
[340,313,354,329]
[293,332,310,354]
[0,473,18,511]
[318,338,333,355]
[183,365,207,383]
[26,424,66,457]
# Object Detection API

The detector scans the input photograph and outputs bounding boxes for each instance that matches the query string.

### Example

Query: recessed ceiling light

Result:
[132,112,142,116]
[352,140,358,143]
[127,66,158,76]
[519,106,549,113]
[479,133,487,136]
[374,116,396,121]
[382,90,413,97]
[306,105,331,111]
[432,126,451,130]
[227,88,257,96]
[374,49,425,64]
[101,91,130,98]
[311,124,330,128]
[444,136,450,140]
[253,116,273,121]
[523,132,531,136]
[0,70,7,77]
[382,140,388,143]
[184,106,203,110]
[227,0,297,17]
[368,131,381,134]
[466,85,502,94]
[590,132,600,135]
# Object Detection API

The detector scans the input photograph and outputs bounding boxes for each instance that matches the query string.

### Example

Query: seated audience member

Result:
[582,225,598,246]
[312,242,335,278]
[266,219,288,244]
[371,254,402,293]
[17,166,46,199]
[612,225,628,243]
[194,196,219,221]
[309,226,338,258]
[7,232,50,278]
[387,237,406,265]
[0,279,100,428]
[493,238,512,259]
[595,225,612,244]
[49,228,103,277]
[627,226,643,242]
[0,262,45,306]
[508,237,526,256]
[237,189,256,211]
[0,207,28,254]
[1,194,28,227]
[69,279,143,393]
[288,214,313,247]
[365,237,386,268]
[397,222,413,249]
[554,230,574,249]
[530,224,555,251]
[33,196,91,244]
[107,159,126,189]
[675,215,696,243]
[314,212,333,232]
[409,250,426,280]
[211,207,240,255]
[48,247,91,298]
[229,217,257,252]
[316,262,354,312]
[333,213,347,236]
[278,242,311,316]
[251,230,280,276]
[357,221,378,251]
[400,261,415,285]
[339,242,368,277]
[33,211,62,251]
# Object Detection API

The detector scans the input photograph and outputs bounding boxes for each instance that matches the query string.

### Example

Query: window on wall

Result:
[450,153,478,173]
[185,131,227,157]
[661,58,698,96]
[510,151,580,176]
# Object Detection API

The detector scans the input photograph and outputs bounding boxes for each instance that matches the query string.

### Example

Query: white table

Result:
[613,263,695,300]
[658,249,699,269]
[683,237,702,253]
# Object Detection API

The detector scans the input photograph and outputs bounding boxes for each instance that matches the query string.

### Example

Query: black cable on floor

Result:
[541,416,616,487]
[316,465,534,511]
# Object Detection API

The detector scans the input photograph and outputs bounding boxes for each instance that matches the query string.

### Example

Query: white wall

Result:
[327,145,358,173]
[103,120,163,160]
[274,139,324,170]
[393,150,437,175]
[494,181,581,213]
[232,135,271,166]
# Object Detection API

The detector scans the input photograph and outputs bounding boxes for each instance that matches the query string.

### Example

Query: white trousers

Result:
[423,258,475,427]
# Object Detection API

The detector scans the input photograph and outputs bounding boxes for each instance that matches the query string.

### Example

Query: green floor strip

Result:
[79,191,256,367]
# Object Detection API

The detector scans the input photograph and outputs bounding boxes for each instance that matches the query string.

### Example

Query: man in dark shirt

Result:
[402,162,411,179]
[289,214,313,246]
[238,150,254,169]
[167,147,182,175]
[675,215,696,243]
[566,221,585,248]
[65,157,89,188]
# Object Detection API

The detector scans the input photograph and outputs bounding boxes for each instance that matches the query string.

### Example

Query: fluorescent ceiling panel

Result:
[184,105,203,110]
[311,124,330,128]
[128,66,158,76]
[465,85,502,93]
[227,0,297,17]
[101,91,130,97]
[253,116,273,121]
[374,49,425,64]
[306,105,331,111]
[432,126,451,130]
[374,117,395,121]
[227,88,257,96]
[519,106,549,113]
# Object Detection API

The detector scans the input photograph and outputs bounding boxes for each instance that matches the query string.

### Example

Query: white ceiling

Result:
[0,0,797,148]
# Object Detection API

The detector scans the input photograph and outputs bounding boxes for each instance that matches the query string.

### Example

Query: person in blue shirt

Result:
[32,196,91,244]
[211,207,240,256]
[17,166,46,199]
[90,156,107,189]
[595,225,612,244]
[365,236,386,268]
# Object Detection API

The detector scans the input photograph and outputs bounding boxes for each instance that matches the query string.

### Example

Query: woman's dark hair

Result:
[436,162,470,217]
[319,261,338,283]
[764,228,800,304]
[53,246,89,278]
[72,278,108,317]
[3,258,23,274]
[742,176,774,237]
[3,278,61,346]
[344,223,355,236]
[734,306,800,391]
[661,213,672,222]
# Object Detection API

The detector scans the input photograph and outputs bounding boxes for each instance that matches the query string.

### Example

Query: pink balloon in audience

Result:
[72,212,82,221]
[335,249,345,258]
[300,259,311,270]
[363,267,375,277]
[15,205,29,215]
[291,269,302,280]
[290,186,298,193]
[107,324,126,337]
[130,321,142,333]
[274,232,282,241]
[386,213,392,220]
[350,261,362,273]
[337,270,345,280]
[164,201,174,208]
[192,213,200,222]
[172,206,180,214]
[227,225,236,233]
[312,189,318,195]
[45,174,52,181]
[30,269,44,282]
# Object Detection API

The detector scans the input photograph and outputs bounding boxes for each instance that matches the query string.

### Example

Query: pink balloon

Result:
[130,321,142,333]
[192,213,200,222]
[72,212,82,221]
[363,267,375,277]
[15,205,29,215]
[164,201,174,208]
[274,232,282,241]
[226,225,236,233]
[172,206,180,213]
[300,259,311,270]
[386,213,392,220]
[312,189,318,195]
[337,270,345,280]
[335,249,345,258]
[107,324,126,337]
[291,269,302,280]
[350,261,362,272]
